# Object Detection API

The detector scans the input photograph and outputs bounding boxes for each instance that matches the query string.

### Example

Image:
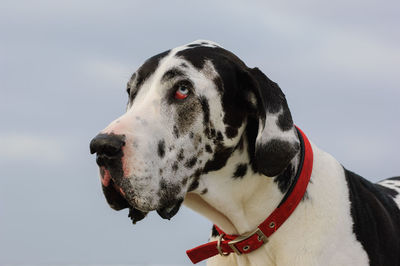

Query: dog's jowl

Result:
[90,40,400,266]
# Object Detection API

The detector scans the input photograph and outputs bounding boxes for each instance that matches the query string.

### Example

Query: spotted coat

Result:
[90,40,400,266]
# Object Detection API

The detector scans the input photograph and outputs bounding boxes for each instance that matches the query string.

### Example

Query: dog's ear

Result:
[244,67,300,177]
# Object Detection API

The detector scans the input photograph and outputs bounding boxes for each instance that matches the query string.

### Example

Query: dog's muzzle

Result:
[90,133,149,223]
[90,133,127,190]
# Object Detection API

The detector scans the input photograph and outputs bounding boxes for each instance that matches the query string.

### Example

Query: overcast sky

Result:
[1,0,399,265]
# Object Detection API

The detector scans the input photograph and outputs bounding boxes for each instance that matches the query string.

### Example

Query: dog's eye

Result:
[174,85,190,100]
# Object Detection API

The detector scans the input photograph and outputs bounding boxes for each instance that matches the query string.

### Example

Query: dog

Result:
[90,40,400,266]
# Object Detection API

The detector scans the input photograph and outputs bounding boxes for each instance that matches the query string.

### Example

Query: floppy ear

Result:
[247,67,300,177]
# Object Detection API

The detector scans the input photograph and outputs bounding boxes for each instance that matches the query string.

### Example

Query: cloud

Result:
[0,133,67,164]
[221,0,400,83]
[82,58,137,88]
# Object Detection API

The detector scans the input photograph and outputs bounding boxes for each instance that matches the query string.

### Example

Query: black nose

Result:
[90,133,126,157]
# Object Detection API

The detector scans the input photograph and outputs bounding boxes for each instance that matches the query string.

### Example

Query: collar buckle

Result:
[216,234,230,256]
[228,228,268,255]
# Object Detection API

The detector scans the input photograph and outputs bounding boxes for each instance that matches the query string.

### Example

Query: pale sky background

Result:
[1,0,399,265]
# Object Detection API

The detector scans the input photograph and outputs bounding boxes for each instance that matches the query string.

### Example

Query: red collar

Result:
[186,127,313,264]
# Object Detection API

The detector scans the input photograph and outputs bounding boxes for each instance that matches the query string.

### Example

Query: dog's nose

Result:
[90,133,126,157]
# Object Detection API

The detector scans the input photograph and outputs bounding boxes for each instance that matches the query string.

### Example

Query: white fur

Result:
[186,143,370,266]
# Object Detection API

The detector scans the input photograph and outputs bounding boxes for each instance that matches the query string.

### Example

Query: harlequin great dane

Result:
[90,40,400,266]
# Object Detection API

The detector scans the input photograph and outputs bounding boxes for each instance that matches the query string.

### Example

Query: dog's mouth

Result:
[91,133,184,223]
[99,167,183,223]
[99,167,148,224]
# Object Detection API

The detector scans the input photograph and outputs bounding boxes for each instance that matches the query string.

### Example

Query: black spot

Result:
[211,225,219,237]
[173,126,179,138]
[177,149,184,161]
[135,50,170,89]
[274,164,296,193]
[233,164,248,179]
[159,179,167,189]
[201,188,208,195]
[205,144,213,153]
[225,126,238,139]
[185,157,197,168]
[203,145,234,173]
[176,47,207,69]
[182,177,188,186]
[204,127,210,138]
[157,140,165,158]
[159,169,163,175]
[345,169,400,266]
[216,131,223,142]
[172,162,178,172]
[255,139,299,177]
[188,179,199,191]
[189,132,194,139]
[199,96,210,125]
[194,169,202,178]
[210,129,216,138]
[188,169,203,192]
[277,108,293,131]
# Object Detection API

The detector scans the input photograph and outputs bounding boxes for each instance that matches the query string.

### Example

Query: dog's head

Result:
[90,40,299,222]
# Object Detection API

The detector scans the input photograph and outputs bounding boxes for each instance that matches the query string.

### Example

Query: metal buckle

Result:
[228,228,268,255]
[217,233,230,256]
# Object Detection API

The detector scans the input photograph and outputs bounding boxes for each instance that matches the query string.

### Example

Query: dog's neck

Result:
[184,130,301,235]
